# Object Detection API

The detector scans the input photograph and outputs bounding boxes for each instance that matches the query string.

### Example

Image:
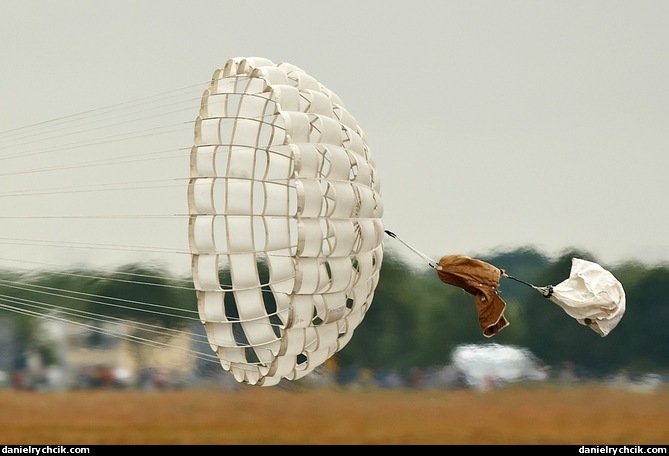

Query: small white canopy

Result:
[542,258,626,337]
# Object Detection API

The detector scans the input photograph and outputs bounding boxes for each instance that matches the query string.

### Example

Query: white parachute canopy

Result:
[537,258,626,337]
[188,57,384,386]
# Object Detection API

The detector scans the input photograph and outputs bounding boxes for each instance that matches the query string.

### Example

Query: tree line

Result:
[1,246,666,378]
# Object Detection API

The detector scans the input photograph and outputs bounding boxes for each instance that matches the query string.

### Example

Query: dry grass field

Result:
[1,384,668,445]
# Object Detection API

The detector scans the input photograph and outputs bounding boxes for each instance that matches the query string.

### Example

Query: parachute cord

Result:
[384,230,438,269]
[503,273,554,298]
[383,229,555,297]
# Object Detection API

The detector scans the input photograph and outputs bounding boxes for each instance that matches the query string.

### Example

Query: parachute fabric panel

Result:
[188,57,384,386]
[544,258,626,337]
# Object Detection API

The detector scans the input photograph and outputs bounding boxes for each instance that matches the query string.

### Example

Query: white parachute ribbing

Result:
[187,57,384,386]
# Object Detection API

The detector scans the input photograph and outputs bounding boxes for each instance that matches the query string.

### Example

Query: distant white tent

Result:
[451,343,548,390]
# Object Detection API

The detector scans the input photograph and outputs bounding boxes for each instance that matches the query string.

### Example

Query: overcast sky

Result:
[1,0,668,275]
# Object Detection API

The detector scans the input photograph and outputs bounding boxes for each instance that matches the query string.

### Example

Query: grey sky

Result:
[1,0,668,275]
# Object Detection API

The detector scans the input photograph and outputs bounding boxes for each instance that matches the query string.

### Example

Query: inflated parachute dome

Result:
[188,57,384,386]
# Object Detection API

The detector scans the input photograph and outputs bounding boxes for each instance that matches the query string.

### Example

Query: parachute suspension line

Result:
[0,280,225,363]
[0,177,188,199]
[0,121,191,164]
[384,230,553,298]
[0,146,190,178]
[0,300,219,365]
[0,294,201,343]
[0,81,208,138]
[384,230,438,269]
[0,106,195,155]
[0,87,197,270]
[0,236,191,255]
[0,278,198,319]
[0,259,196,306]
[502,273,553,298]
[502,273,535,289]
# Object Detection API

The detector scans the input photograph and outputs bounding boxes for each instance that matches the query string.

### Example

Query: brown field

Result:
[1,385,668,445]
